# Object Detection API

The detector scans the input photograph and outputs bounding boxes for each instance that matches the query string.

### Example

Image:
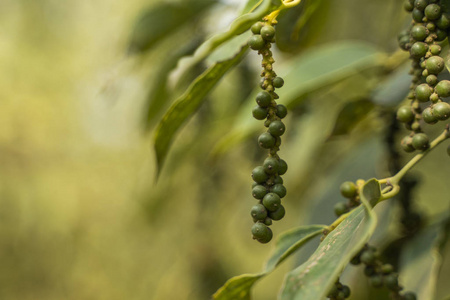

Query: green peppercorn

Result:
[260,25,275,41]
[256,91,272,107]
[411,24,429,41]
[252,166,269,183]
[435,28,447,41]
[412,133,430,150]
[248,35,265,50]
[277,159,288,175]
[252,106,268,120]
[432,102,450,120]
[273,175,284,185]
[426,74,438,85]
[251,222,272,243]
[262,192,281,211]
[252,184,268,199]
[276,104,288,119]
[397,106,415,123]
[360,250,376,264]
[270,183,286,198]
[412,8,425,22]
[334,201,348,216]
[384,274,399,290]
[436,14,450,29]
[268,205,285,220]
[425,4,441,20]
[341,285,351,298]
[251,203,268,220]
[401,136,415,152]
[427,22,436,31]
[415,0,428,11]
[268,120,286,136]
[263,157,279,174]
[435,80,450,98]
[426,56,445,74]
[410,42,428,59]
[264,217,273,226]
[340,181,357,198]
[398,35,410,51]
[258,132,276,149]
[422,107,438,124]
[273,77,284,88]
[405,0,414,11]
[251,22,264,34]
[381,264,394,274]
[415,83,433,102]
[369,275,383,288]
[430,44,441,55]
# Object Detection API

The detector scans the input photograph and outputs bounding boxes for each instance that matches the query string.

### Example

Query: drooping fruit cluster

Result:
[333,181,360,217]
[397,0,450,152]
[248,19,288,244]
[351,244,417,300]
[327,279,351,300]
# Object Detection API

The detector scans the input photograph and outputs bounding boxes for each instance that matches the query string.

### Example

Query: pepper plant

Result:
[130,0,450,299]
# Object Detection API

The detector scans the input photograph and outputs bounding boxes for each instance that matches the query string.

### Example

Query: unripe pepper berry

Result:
[412,133,430,150]
[251,222,273,243]
[262,193,281,211]
[268,205,285,220]
[250,204,268,220]
[260,25,275,41]
[340,181,357,198]
[268,120,286,136]
[258,132,276,148]
[432,102,450,120]
[248,35,265,50]
[256,91,272,107]
[252,166,268,183]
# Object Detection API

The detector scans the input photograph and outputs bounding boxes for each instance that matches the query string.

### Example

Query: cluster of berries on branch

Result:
[397,0,450,152]
[248,18,288,244]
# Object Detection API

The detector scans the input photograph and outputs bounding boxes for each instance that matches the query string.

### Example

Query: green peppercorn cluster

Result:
[397,0,450,153]
[351,244,417,300]
[327,280,351,300]
[248,20,288,244]
[333,181,360,217]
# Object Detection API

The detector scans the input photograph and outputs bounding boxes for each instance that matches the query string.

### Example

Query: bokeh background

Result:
[1,0,450,299]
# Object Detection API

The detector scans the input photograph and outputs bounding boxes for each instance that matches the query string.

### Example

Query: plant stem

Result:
[388,127,449,185]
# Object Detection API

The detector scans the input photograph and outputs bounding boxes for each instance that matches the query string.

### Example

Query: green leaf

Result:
[128,0,215,54]
[329,99,374,137]
[213,225,326,300]
[276,0,331,52]
[240,0,264,14]
[143,38,203,128]
[179,0,281,71]
[399,216,450,300]
[280,179,380,300]
[153,46,248,174]
[211,41,384,156]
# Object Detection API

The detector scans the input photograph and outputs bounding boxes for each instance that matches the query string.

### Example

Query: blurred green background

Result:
[1,0,449,299]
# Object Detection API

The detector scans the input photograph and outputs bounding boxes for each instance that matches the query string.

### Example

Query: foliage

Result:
[1,0,450,300]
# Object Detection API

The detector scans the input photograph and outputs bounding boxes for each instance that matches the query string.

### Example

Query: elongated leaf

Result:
[154,46,248,174]
[280,179,380,300]
[179,0,281,72]
[211,41,384,156]
[128,0,215,54]
[329,99,374,137]
[241,0,263,14]
[399,215,450,300]
[144,38,203,128]
[213,225,326,300]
